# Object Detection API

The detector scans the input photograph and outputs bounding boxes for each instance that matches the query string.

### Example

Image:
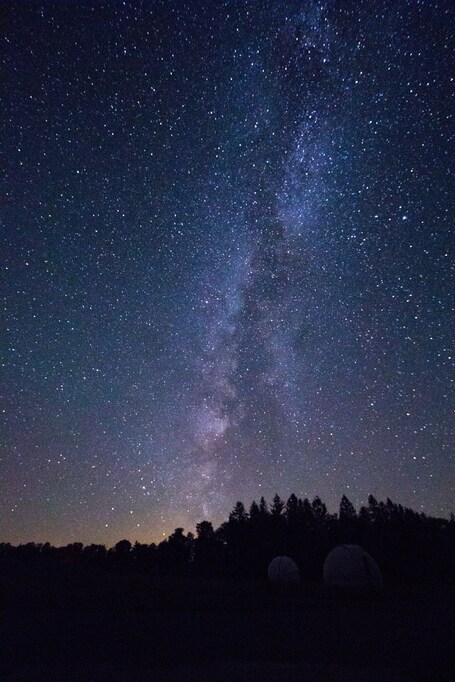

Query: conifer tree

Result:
[339,495,357,521]
[259,496,269,516]
[271,493,285,516]
[249,500,260,519]
[229,501,248,523]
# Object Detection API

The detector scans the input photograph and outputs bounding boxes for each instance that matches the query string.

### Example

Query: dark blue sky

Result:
[2,0,453,546]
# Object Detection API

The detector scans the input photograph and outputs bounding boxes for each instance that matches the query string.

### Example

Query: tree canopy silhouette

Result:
[1,494,453,585]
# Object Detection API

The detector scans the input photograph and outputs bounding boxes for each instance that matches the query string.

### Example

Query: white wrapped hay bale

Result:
[324,544,383,588]
[268,556,300,584]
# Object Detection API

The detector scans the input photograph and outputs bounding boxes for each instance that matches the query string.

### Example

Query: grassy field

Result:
[1,566,454,680]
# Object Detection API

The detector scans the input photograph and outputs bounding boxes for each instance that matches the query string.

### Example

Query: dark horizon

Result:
[1,491,454,551]
[1,490,455,550]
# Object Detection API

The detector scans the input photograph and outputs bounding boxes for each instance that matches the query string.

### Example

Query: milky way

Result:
[2,1,453,545]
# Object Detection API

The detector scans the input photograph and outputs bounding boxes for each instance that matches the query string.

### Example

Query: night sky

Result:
[2,1,453,546]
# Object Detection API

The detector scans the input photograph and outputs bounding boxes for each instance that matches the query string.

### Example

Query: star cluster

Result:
[2,0,453,545]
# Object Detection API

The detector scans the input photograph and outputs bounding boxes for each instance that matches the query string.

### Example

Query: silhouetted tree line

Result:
[1,495,454,585]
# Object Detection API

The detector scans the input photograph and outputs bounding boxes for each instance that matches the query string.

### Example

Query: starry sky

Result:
[2,0,454,546]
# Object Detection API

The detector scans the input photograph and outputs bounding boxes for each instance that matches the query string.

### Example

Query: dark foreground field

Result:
[1,567,454,681]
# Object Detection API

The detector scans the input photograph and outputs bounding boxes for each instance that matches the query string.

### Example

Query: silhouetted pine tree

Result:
[229,501,248,523]
[249,500,260,519]
[338,495,358,543]
[271,494,285,517]
[259,496,269,516]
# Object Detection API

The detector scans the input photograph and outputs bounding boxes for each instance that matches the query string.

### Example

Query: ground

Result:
[1,568,454,680]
